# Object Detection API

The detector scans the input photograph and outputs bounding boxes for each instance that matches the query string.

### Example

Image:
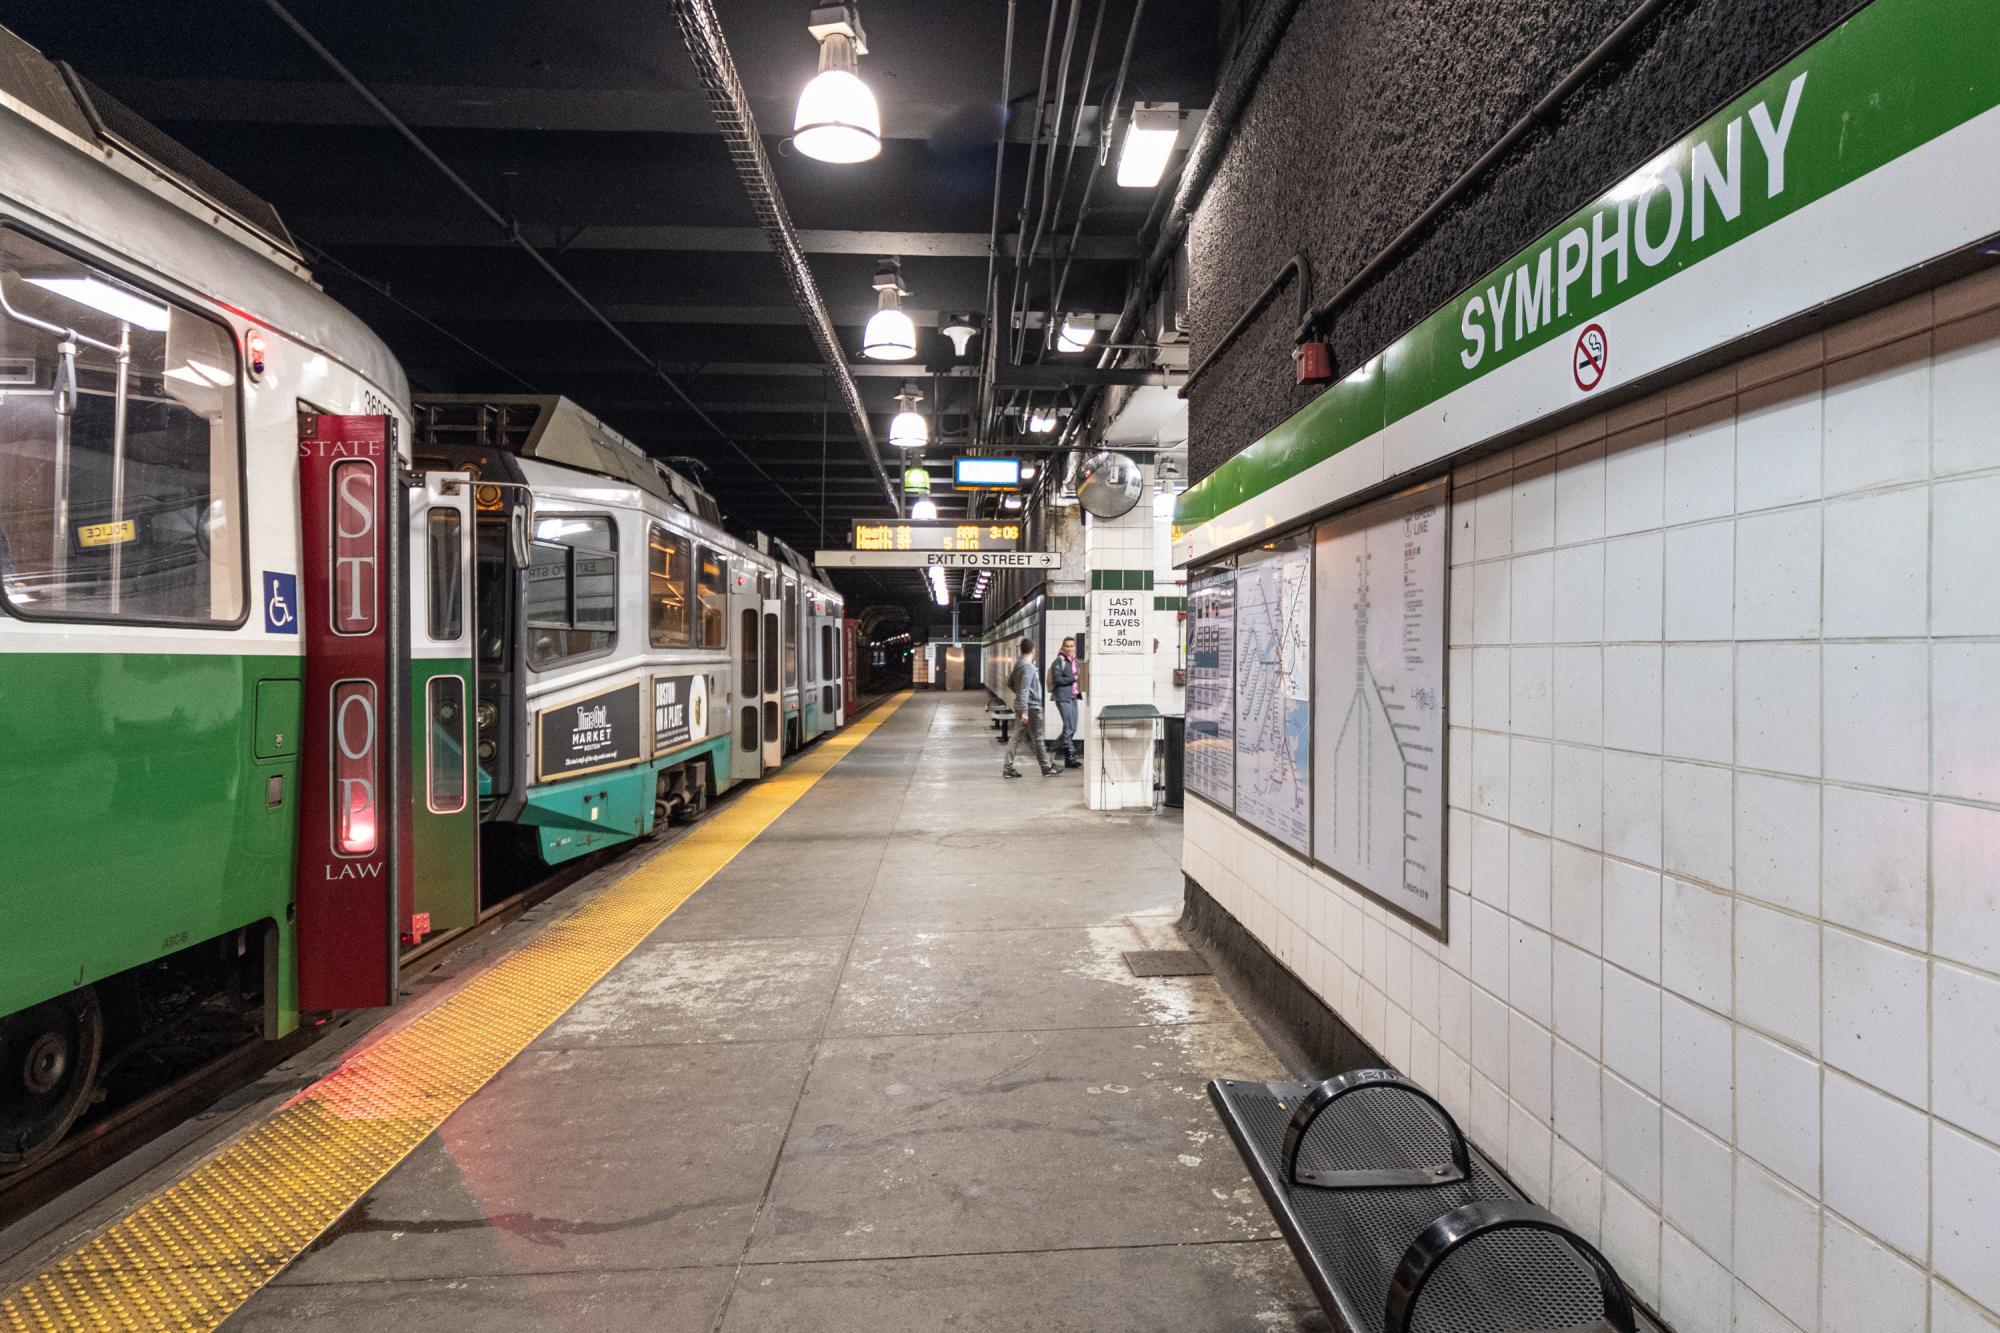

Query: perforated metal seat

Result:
[1210,1077,1649,1333]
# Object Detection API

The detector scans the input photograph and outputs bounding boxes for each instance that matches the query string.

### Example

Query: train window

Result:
[525,514,616,669]
[783,579,799,688]
[822,624,835,678]
[426,675,468,814]
[697,547,727,649]
[426,508,463,641]
[648,524,692,648]
[0,228,244,626]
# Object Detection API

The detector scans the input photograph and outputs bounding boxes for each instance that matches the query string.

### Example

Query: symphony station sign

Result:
[819,519,1058,568]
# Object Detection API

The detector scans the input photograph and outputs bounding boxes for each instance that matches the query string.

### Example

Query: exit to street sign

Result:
[816,549,1060,569]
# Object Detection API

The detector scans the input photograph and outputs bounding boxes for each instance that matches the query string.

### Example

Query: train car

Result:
[0,32,852,1173]
[413,397,849,866]
[0,33,477,1167]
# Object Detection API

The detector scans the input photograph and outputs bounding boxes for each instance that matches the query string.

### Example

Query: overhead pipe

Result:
[669,0,898,511]
[259,0,830,533]
[1053,0,1308,466]
[977,0,1019,443]
[1177,250,1309,398]
[1003,0,1083,370]
[1294,0,1676,343]
[1046,0,1145,340]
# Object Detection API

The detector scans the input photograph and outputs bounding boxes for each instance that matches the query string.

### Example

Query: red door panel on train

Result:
[296,412,407,1011]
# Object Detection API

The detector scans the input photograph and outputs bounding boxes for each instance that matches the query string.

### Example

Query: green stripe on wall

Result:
[1175,0,2000,532]
[1090,569,1156,590]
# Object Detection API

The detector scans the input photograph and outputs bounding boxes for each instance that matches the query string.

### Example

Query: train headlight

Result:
[476,700,498,732]
[476,739,497,762]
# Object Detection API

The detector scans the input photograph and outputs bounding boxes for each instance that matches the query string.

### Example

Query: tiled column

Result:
[1083,468,1161,810]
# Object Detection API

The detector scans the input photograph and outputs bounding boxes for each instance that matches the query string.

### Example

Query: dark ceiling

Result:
[0,0,1220,607]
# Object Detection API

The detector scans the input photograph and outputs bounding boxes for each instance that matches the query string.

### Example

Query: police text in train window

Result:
[427,508,463,641]
[0,228,244,625]
[648,524,693,648]
[697,547,727,650]
[525,514,617,669]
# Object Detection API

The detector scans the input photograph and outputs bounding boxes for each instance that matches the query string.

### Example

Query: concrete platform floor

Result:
[234,693,1330,1331]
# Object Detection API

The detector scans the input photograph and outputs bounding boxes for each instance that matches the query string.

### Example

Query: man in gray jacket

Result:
[1003,637,1057,778]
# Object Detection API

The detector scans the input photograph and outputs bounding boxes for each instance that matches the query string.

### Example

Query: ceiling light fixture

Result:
[889,381,929,449]
[863,258,916,360]
[794,3,881,164]
[1116,101,1181,188]
[1027,406,1058,434]
[911,497,939,521]
[1000,494,1024,511]
[1055,313,1097,354]
[941,312,978,359]
[27,276,171,332]
[1020,463,1037,481]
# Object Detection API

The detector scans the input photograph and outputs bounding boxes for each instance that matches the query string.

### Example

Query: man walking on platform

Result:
[1049,636,1082,769]
[1003,637,1057,779]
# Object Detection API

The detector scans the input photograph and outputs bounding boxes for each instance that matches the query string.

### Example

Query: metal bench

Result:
[987,704,1017,741]
[1210,1069,1649,1333]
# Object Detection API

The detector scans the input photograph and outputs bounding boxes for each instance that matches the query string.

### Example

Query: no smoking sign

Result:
[1573,323,1609,392]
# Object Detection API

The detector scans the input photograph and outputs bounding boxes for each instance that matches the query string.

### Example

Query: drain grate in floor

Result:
[1122,949,1214,978]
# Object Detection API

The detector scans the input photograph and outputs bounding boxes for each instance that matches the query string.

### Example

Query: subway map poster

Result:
[1312,479,1449,929]
[1233,536,1312,853]
[1185,568,1235,806]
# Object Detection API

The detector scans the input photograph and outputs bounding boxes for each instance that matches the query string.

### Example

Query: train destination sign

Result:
[817,549,1060,569]
[851,520,1022,552]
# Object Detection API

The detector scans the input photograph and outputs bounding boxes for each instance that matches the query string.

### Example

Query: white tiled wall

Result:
[1182,266,2000,1333]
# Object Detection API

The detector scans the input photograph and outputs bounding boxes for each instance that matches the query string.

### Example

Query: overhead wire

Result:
[259,0,828,535]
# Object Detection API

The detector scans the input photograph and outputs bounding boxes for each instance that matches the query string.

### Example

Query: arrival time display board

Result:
[1312,479,1449,929]
[1233,536,1312,853]
[1185,568,1235,806]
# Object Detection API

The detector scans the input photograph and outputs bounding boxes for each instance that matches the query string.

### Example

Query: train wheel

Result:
[0,988,103,1174]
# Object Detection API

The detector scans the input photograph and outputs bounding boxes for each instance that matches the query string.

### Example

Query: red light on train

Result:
[330,459,378,635]
[332,680,378,856]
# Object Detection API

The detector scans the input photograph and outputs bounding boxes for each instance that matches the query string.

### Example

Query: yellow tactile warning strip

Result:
[1,693,911,1333]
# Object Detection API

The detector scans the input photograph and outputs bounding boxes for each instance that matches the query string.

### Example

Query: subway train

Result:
[0,31,852,1172]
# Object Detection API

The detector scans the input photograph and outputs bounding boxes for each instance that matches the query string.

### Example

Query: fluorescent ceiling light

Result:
[1055,315,1097,354]
[28,277,170,332]
[1116,102,1180,188]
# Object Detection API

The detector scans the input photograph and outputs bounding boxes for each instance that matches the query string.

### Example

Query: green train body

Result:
[0,38,848,1170]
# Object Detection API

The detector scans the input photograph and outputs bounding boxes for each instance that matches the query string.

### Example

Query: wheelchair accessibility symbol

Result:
[264,571,298,634]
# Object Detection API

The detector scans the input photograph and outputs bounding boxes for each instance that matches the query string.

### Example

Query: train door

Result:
[760,573,783,771]
[728,564,762,783]
[781,574,800,751]
[843,617,860,718]
[296,412,406,1011]
[406,472,477,945]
